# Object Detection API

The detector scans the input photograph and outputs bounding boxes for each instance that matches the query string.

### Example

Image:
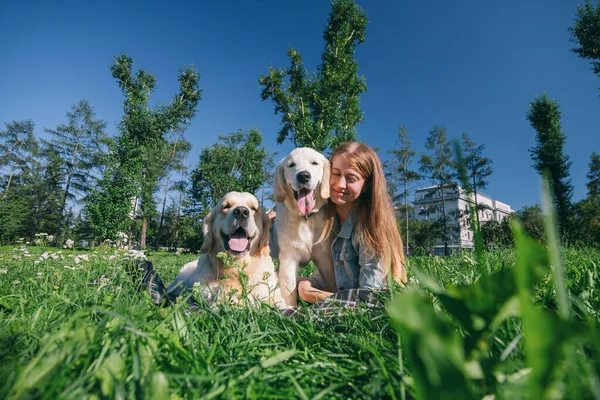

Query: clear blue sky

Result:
[1,0,598,211]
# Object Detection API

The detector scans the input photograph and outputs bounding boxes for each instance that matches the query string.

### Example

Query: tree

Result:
[387,126,421,255]
[480,218,513,250]
[96,53,202,246]
[405,218,443,256]
[15,145,64,241]
[419,125,455,255]
[189,129,270,216]
[569,1,600,83]
[516,204,546,243]
[572,152,600,246]
[171,169,190,251]
[259,0,367,152]
[259,151,278,209]
[586,151,600,197]
[44,99,108,241]
[84,166,132,244]
[155,136,191,250]
[460,132,493,230]
[526,93,574,234]
[0,119,38,198]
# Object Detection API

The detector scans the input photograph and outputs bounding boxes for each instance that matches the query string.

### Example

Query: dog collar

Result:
[302,211,316,220]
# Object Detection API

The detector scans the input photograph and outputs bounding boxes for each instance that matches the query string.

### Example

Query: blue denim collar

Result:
[334,209,355,239]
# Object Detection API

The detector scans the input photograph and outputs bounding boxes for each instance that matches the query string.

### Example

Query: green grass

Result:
[0,244,599,399]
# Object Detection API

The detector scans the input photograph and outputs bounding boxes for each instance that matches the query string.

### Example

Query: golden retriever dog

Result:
[271,147,337,308]
[168,192,282,306]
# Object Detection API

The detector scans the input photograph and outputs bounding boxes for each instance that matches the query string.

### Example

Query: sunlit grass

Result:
[0,244,598,399]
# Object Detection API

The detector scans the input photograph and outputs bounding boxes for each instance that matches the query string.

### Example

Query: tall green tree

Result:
[405,218,443,256]
[0,119,38,197]
[155,136,191,250]
[259,0,367,152]
[516,204,546,243]
[189,129,269,216]
[388,126,421,255]
[96,53,201,246]
[259,151,278,209]
[171,167,190,251]
[526,93,574,234]
[569,0,600,84]
[460,132,493,229]
[15,145,64,241]
[44,99,108,241]
[419,125,455,255]
[586,151,600,197]
[573,152,600,245]
[84,166,131,245]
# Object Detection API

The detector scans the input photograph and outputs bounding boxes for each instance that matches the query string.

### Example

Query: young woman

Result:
[297,142,407,304]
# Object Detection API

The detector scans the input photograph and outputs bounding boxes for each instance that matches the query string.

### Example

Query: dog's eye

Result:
[250,206,258,212]
[287,163,296,168]
[311,161,319,166]
[222,204,231,211]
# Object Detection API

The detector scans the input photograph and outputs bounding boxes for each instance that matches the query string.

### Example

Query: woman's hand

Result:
[297,279,334,304]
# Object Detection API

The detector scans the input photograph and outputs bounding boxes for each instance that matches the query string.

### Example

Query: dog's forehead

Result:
[285,147,325,165]
[221,192,259,209]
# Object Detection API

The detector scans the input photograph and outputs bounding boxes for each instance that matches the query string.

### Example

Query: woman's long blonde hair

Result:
[320,142,407,285]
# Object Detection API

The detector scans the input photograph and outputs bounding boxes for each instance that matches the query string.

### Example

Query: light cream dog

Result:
[271,148,337,308]
[168,192,282,306]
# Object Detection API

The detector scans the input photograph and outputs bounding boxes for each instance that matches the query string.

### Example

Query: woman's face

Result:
[329,155,366,207]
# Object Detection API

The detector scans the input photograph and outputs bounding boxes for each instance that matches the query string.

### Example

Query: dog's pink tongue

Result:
[297,189,315,215]
[228,231,248,252]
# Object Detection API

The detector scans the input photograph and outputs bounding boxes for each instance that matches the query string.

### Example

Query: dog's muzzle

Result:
[221,226,252,255]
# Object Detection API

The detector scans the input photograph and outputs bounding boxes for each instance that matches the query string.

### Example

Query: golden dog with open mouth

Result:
[168,192,282,306]
[270,148,337,308]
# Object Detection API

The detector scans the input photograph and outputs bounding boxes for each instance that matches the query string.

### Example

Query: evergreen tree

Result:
[387,126,421,255]
[419,125,455,255]
[0,119,38,197]
[526,93,573,234]
[460,132,493,229]
[573,152,600,245]
[586,151,600,197]
[44,99,108,241]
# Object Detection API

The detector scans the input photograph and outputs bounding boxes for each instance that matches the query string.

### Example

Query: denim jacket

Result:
[329,211,387,291]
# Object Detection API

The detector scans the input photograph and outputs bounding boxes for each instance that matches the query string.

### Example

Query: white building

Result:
[412,185,513,254]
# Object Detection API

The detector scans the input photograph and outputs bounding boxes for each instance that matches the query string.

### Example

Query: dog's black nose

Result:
[296,171,311,184]
[233,206,250,219]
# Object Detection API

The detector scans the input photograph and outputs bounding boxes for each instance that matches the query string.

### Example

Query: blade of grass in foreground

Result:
[541,176,569,320]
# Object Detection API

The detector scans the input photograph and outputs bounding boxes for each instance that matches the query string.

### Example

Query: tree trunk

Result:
[156,141,178,250]
[174,185,183,250]
[439,174,449,256]
[1,165,15,199]
[55,168,73,242]
[140,217,147,249]
[472,174,481,229]
[1,139,24,199]
[56,142,79,242]
[404,166,409,256]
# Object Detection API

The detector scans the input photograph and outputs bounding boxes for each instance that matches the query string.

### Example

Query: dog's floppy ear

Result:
[273,161,287,203]
[200,208,215,254]
[252,208,272,257]
[320,158,331,200]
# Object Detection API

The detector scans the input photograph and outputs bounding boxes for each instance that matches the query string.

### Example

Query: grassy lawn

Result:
[0,244,599,399]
